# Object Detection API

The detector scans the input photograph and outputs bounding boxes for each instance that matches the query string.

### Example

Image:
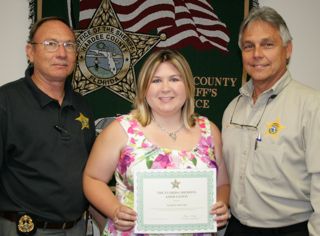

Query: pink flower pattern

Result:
[151,153,172,169]
[103,114,217,236]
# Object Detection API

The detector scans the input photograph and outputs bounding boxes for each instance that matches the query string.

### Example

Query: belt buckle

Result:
[16,213,37,236]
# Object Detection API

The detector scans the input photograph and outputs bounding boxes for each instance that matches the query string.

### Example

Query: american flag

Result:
[79,0,230,52]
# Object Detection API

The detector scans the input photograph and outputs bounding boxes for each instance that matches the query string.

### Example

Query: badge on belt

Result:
[16,213,37,236]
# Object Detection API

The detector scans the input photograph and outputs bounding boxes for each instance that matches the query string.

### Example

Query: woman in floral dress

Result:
[83,49,230,236]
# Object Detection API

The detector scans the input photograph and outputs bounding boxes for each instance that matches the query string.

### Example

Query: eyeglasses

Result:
[229,94,277,149]
[30,40,77,52]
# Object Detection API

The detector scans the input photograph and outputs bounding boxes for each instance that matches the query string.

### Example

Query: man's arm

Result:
[308,173,320,235]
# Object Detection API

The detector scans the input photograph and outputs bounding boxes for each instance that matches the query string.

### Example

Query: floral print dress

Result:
[103,114,218,236]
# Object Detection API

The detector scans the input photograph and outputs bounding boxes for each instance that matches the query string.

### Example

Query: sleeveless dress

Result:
[103,114,218,236]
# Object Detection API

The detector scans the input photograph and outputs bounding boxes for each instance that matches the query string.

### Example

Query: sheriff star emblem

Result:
[265,118,285,138]
[75,113,90,130]
[73,0,165,102]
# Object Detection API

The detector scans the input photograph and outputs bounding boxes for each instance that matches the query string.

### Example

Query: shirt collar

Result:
[24,65,74,109]
[239,70,292,98]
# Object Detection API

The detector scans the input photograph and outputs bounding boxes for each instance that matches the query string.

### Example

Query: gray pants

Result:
[0,216,86,236]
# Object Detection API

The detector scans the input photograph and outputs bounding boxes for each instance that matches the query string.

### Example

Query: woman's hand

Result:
[113,205,137,231]
[211,201,229,227]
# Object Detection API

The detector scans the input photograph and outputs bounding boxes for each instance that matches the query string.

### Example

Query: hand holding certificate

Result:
[134,168,217,234]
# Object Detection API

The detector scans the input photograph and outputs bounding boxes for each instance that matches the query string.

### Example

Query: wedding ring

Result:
[114,217,119,224]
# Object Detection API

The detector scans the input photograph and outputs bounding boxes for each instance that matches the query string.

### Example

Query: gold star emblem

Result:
[75,112,90,130]
[171,179,180,189]
[72,0,165,102]
[265,118,285,138]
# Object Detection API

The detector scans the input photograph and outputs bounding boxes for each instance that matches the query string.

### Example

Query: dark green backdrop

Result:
[31,0,255,129]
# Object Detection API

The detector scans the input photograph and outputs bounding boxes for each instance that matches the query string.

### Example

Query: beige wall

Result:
[1,0,319,90]
[0,1,29,84]
[259,0,320,90]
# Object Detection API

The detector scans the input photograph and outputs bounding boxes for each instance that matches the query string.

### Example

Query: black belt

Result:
[0,211,81,230]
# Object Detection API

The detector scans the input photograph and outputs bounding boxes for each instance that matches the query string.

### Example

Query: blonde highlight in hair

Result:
[132,49,196,128]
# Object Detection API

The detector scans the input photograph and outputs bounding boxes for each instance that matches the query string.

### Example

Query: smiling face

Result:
[241,20,292,89]
[146,61,187,117]
[26,20,77,83]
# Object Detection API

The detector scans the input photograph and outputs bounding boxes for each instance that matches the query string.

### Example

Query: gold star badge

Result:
[171,179,180,189]
[265,118,285,138]
[75,112,90,130]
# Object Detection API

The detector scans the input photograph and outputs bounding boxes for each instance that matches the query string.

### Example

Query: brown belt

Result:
[0,211,81,229]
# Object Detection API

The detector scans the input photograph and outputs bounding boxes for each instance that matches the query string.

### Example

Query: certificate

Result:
[134,168,216,234]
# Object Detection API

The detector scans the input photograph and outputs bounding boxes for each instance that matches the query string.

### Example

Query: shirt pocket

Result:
[250,143,284,182]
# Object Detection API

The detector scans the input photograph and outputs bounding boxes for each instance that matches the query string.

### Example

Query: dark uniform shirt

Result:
[0,67,96,222]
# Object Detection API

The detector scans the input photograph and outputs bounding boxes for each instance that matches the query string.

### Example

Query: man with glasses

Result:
[222,6,320,236]
[0,17,96,235]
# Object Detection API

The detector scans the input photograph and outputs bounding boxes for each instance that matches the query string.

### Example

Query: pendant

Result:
[169,132,177,141]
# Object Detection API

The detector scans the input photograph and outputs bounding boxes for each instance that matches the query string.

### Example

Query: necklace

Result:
[153,119,184,141]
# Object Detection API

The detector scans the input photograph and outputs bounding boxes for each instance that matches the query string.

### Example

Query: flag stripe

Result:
[157,25,229,51]
[79,0,230,51]
[124,12,174,32]
[113,6,175,31]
